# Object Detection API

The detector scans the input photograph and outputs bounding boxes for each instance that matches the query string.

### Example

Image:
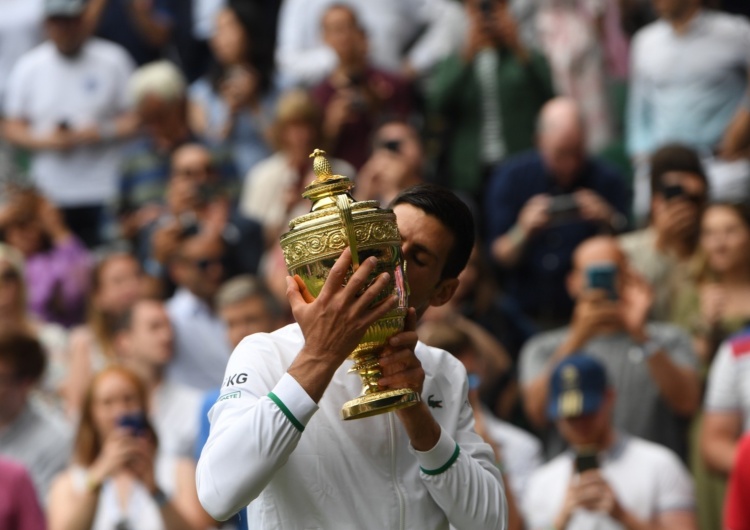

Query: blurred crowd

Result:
[2,0,750,528]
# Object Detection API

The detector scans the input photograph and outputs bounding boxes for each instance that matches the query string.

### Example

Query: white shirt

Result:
[481,406,542,501]
[0,0,44,107]
[4,38,134,206]
[196,323,506,529]
[166,288,231,391]
[275,0,466,87]
[152,380,203,460]
[705,333,750,431]
[522,435,695,530]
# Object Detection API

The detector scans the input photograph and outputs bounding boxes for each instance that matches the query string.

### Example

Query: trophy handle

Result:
[334,194,360,271]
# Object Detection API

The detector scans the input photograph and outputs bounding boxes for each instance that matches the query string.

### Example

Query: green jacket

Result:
[428,49,555,194]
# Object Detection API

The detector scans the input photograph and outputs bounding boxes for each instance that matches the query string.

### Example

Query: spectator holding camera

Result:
[519,236,700,459]
[355,119,425,206]
[188,3,277,177]
[619,144,708,321]
[139,142,264,286]
[523,355,697,530]
[47,366,199,530]
[0,188,91,328]
[3,0,137,247]
[486,98,629,329]
[428,0,554,196]
[311,4,413,170]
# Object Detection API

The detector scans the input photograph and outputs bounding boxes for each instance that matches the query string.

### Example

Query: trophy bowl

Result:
[280,150,421,420]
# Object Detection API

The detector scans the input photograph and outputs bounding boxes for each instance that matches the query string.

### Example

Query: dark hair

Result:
[649,144,708,196]
[390,184,475,279]
[209,3,274,95]
[0,332,46,382]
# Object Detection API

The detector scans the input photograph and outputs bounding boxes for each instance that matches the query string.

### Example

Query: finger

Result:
[388,330,418,351]
[293,275,316,303]
[378,366,424,390]
[285,276,307,315]
[344,256,380,299]
[360,293,399,328]
[351,269,391,310]
[379,347,419,376]
[319,247,353,299]
[403,307,417,333]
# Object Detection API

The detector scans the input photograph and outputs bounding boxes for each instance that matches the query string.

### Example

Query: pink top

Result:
[0,458,46,530]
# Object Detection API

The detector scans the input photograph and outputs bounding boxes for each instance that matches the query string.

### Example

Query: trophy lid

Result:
[301,149,354,208]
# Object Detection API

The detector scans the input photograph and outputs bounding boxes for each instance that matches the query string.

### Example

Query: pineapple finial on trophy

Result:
[310,149,334,182]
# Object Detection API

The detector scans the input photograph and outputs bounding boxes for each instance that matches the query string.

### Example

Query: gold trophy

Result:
[280,149,421,420]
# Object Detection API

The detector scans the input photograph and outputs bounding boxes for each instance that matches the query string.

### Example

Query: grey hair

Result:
[129,60,186,107]
[215,275,282,318]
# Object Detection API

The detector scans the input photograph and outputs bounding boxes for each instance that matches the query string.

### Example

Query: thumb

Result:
[294,275,316,304]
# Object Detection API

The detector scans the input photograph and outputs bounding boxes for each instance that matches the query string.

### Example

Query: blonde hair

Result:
[129,60,187,107]
[268,89,322,149]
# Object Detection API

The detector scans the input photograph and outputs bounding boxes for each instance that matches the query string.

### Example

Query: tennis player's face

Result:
[393,204,456,319]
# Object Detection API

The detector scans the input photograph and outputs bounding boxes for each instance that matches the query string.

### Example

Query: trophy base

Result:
[341,388,420,420]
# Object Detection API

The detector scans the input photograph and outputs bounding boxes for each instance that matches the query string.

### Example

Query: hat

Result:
[547,355,607,420]
[45,0,87,17]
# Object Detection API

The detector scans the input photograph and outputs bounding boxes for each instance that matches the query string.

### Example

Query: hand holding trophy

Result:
[280,149,421,419]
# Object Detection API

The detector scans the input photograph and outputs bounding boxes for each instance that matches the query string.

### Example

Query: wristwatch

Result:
[638,339,662,361]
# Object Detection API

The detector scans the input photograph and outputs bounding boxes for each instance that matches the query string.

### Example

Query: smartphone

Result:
[118,413,147,436]
[585,263,618,300]
[574,450,599,473]
[547,194,580,224]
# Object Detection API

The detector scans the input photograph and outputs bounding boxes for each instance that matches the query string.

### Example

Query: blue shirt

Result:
[485,151,630,322]
[627,10,750,155]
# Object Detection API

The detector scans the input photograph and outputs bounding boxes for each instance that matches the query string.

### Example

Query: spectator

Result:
[700,329,750,477]
[673,203,750,366]
[165,233,230,390]
[356,119,425,206]
[0,188,91,328]
[0,457,46,530]
[675,203,750,530]
[47,366,198,530]
[619,144,708,320]
[85,0,174,66]
[0,243,69,410]
[114,298,209,528]
[188,3,277,176]
[239,89,354,241]
[523,355,697,530]
[116,60,237,242]
[486,98,629,329]
[0,332,71,501]
[3,0,137,247]
[535,0,614,153]
[65,252,143,416]
[519,236,700,458]
[275,0,465,87]
[627,0,750,211]
[311,4,413,170]
[418,320,542,507]
[194,275,284,530]
[724,433,750,530]
[428,0,554,196]
[140,143,265,283]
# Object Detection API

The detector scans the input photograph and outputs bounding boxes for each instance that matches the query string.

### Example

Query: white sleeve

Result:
[411,372,507,530]
[195,336,318,521]
[704,341,740,413]
[406,0,467,74]
[3,58,32,119]
[654,447,695,513]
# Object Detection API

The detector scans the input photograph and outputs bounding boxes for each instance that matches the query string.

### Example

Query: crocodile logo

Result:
[427,394,443,409]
